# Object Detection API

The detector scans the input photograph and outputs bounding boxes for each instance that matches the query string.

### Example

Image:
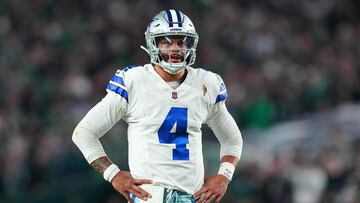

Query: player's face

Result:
[156,35,193,63]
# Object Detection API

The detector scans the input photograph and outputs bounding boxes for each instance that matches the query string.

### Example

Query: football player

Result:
[72,9,243,203]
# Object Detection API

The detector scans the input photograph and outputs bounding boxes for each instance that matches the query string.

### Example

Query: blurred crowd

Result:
[0,0,359,202]
[227,104,360,203]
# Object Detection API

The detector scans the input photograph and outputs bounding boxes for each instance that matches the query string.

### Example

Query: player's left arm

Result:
[194,102,243,203]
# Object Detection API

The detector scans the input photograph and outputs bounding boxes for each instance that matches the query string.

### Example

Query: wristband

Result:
[103,164,120,182]
[217,162,235,181]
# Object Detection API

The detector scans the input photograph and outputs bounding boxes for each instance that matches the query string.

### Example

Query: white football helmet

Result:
[141,9,199,74]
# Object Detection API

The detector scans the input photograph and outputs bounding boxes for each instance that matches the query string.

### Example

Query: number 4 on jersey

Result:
[158,107,189,160]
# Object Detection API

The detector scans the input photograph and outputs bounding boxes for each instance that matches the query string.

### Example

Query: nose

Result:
[169,45,180,55]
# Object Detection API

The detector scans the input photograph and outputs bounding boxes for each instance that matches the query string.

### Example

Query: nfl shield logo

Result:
[172,92,178,99]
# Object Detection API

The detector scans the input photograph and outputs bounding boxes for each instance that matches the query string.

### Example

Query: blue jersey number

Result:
[158,107,189,160]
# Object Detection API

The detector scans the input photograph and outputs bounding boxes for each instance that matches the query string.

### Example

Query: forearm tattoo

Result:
[90,156,112,174]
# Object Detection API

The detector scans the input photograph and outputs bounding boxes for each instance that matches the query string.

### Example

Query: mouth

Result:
[168,54,183,63]
[161,52,185,63]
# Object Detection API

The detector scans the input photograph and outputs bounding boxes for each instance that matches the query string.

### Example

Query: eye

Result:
[163,41,170,45]
[177,41,185,47]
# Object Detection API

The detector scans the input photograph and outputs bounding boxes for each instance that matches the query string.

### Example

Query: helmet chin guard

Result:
[142,9,199,74]
[158,60,187,74]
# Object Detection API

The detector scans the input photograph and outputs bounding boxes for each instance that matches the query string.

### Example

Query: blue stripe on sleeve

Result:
[111,75,125,86]
[215,92,228,104]
[106,83,128,102]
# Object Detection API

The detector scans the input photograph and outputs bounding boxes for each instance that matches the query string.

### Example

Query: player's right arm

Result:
[72,70,152,202]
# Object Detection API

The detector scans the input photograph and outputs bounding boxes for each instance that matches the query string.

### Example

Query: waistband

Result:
[163,188,196,203]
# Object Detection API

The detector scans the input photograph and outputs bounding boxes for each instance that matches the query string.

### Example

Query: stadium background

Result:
[1,0,360,202]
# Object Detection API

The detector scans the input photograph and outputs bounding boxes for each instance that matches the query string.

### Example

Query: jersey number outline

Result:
[158,107,189,160]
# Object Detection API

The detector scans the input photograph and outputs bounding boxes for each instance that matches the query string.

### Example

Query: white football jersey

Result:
[106,64,228,194]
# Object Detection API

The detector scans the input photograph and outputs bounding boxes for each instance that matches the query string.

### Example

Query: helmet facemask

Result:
[150,34,197,74]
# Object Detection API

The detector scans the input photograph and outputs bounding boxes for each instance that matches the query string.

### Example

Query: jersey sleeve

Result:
[106,69,129,102]
[214,75,228,104]
[204,73,243,159]
[72,69,129,164]
[204,72,229,120]
[205,104,243,159]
